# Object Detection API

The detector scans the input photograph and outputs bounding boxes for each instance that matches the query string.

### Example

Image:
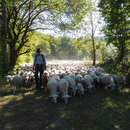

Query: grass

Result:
[0,82,130,130]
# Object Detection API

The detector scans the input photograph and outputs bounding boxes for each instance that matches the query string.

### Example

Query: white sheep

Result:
[5,75,13,83]
[110,74,126,90]
[5,75,14,93]
[11,75,23,94]
[76,83,85,97]
[88,71,100,88]
[47,77,59,103]
[58,79,70,103]
[99,75,116,92]
[83,75,95,92]
[63,75,77,96]
[75,74,83,84]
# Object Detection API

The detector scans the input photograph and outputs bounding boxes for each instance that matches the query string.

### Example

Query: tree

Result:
[77,0,103,65]
[0,0,91,72]
[72,37,90,60]
[99,0,130,63]
[0,0,8,74]
[56,36,77,59]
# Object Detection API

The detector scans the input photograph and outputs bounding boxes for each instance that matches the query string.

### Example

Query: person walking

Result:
[33,48,46,89]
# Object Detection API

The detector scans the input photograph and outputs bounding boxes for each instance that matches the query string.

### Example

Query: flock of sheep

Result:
[5,60,126,103]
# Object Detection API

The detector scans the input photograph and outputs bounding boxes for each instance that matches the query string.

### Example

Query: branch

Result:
[16,38,28,52]
[18,49,30,56]
[18,0,29,12]
[23,44,30,47]
[31,27,53,31]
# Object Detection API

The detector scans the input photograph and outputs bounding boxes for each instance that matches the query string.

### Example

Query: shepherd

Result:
[33,48,46,89]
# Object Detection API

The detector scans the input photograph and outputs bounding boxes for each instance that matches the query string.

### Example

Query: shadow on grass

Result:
[0,88,130,130]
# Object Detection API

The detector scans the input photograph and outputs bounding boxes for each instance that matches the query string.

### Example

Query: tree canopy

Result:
[0,0,91,73]
[99,0,130,63]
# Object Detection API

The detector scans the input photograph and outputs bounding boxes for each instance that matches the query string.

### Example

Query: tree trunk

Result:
[116,40,126,64]
[92,35,96,66]
[1,0,8,75]
[9,44,18,71]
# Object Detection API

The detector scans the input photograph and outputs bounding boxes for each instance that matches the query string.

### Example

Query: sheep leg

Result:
[12,85,16,95]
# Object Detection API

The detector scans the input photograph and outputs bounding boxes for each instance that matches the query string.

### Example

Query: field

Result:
[0,83,130,130]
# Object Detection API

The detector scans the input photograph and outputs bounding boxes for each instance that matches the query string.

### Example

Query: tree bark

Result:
[116,40,126,64]
[9,53,17,71]
[91,22,96,66]
[90,14,96,66]
[1,0,8,75]
[9,42,18,71]
[92,35,96,66]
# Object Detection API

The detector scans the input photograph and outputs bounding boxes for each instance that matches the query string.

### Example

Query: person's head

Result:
[36,48,41,54]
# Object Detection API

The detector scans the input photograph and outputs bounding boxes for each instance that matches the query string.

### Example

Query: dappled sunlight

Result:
[60,110,72,119]
[14,95,23,101]
[0,87,130,129]
[114,124,121,130]
[120,88,130,94]
[104,97,118,108]
[4,112,14,118]
[0,91,35,108]
[4,123,13,129]
[23,91,34,96]
[0,95,18,108]
[35,96,43,100]
[125,102,130,110]
[48,123,58,129]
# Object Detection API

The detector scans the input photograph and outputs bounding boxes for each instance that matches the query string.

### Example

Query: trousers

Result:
[35,64,44,88]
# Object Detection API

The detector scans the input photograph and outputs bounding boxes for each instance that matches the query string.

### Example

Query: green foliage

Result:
[0,0,92,71]
[17,31,116,64]
[60,0,92,30]
[97,41,117,62]
[99,0,130,63]
[55,36,77,59]
[102,54,130,77]
[0,42,2,74]
[99,0,130,76]
[17,31,51,63]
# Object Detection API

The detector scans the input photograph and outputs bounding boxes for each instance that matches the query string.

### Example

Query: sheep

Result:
[63,75,77,96]
[99,75,116,92]
[68,74,76,82]
[88,71,100,88]
[109,74,126,90]
[58,79,70,103]
[83,75,95,92]
[42,72,49,90]
[25,74,35,88]
[76,83,85,97]
[51,74,60,81]
[96,67,105,72]
[5,75,13,83]
[5,73,33,94]
[47,77,59,103]
[11,75,23,94]
[5,75,14,93]
[75,74,83,84]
